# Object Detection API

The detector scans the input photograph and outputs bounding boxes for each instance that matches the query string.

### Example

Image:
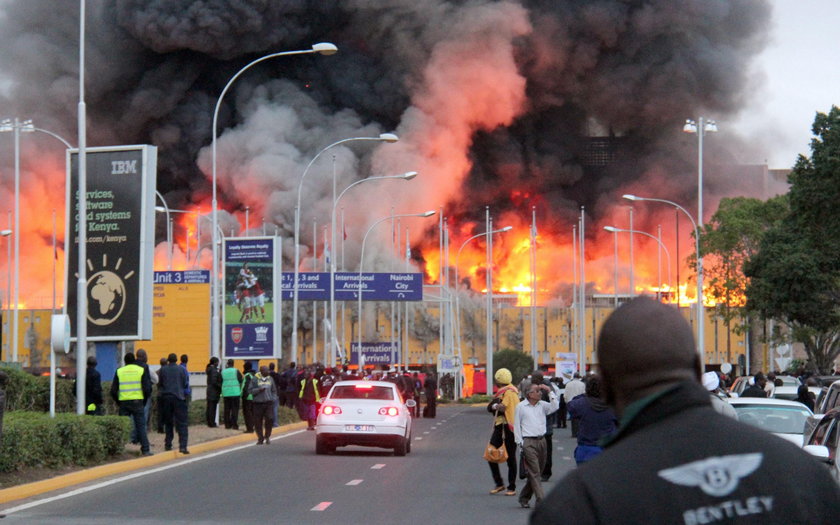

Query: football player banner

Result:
[65,145,156,340]
[223,237,281,359]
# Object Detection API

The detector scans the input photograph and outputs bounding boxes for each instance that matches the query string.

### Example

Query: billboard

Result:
[223,237,281,359]
[136,271,210,369]
[65,145,156,340]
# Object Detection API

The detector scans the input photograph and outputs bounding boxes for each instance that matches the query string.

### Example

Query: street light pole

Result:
[292,133,398,365]
[154,191,172,270]
[1,227,11,360]
[356,211,435,369]
[454,225,512,398]
[623,194,702,360]
[329,172,417,367]
[212,43,338,363]
[603,226,672,295]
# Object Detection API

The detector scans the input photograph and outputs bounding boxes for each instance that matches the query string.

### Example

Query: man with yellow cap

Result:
[487,368,520,496]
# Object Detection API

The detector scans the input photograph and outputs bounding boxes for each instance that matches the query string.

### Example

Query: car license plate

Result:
[346,424,375,432]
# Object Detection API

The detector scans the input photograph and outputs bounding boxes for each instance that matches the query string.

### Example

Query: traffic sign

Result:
[280,272,423,301]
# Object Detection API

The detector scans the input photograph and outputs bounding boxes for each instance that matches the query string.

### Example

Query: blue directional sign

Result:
[280,272,423,301]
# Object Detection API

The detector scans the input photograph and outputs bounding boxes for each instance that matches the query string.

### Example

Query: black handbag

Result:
[519,450,528,480]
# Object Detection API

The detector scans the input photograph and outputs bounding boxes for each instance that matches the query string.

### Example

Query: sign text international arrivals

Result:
[280,272,423,301]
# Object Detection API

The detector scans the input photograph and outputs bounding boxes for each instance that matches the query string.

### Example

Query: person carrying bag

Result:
[485,368,519,496]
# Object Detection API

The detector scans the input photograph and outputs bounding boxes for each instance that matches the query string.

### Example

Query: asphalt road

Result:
[1,405,579,524]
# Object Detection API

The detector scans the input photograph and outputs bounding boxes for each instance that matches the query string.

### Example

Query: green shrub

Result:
[2,367,77,413]
[0,412,129,472]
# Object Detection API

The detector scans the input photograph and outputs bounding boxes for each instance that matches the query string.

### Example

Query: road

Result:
[1,405,579,524]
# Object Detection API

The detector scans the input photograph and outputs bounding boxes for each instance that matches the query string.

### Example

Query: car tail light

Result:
[378,407,399,416]
[322,405,342,415]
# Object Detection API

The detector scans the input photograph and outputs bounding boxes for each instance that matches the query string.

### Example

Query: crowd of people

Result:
[478,297,839,522]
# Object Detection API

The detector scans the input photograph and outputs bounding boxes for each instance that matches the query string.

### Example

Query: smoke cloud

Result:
[0,0,775,305]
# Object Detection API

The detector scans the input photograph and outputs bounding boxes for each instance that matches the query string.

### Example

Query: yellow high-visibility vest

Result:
[116,364,145,401]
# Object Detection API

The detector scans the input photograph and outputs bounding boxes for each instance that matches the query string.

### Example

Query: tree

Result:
[410,304,439,364]
[745,106,840,373]
[697,196,787,365]
[493,349,533,387]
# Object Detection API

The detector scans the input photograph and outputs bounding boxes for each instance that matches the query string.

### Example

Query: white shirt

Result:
[564,379,585,402]
[513,392,559,445]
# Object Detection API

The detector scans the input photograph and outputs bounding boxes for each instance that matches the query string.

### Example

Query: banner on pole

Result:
[223,237,281,359]
[65,145,156,340]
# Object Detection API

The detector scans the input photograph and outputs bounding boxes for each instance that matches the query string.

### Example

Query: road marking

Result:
[311,502,332,511]
[1,430,308,515]
[371,464,386,470]
[423,431,430,434]
[415,437,423,440]
[346,479,363,486]
[562,456,572,461]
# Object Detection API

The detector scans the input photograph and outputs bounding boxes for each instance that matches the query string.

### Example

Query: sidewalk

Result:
[0,420,308,505]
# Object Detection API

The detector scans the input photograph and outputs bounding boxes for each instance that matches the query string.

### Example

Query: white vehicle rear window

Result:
[331,386,394,400]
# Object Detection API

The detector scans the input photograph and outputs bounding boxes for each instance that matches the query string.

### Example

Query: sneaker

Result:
[504,490,517,496]
[519,501,530,509]
[489,486,505,494]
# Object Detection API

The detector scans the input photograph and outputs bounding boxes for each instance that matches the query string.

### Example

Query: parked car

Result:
[727,397,814,446]
[803,408,839,482]
[728,376,752,397]
[773,385,821,402]
[775,375,801,388]
[315,380,414,456]
[815,380,840,414]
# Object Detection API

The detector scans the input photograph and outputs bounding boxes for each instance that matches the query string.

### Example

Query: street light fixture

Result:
[623,194,703,359]
[329,171,418,366]
[291,133,400,364]
[357,211,435,369]
[211,43,338,362]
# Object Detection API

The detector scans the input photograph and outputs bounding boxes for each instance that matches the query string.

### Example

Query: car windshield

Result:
[734,404,811,434]
[330,385,395,400]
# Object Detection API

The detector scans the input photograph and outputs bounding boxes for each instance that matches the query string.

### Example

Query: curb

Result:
[0,421,309,505]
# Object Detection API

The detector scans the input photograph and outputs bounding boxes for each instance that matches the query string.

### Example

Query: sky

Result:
[731,1,840,168]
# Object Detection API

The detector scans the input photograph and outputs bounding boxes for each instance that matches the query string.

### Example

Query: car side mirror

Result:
[405,399,417,408]
[803,444,832,464]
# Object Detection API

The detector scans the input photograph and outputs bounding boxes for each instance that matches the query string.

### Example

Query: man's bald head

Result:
[598,297,701,411]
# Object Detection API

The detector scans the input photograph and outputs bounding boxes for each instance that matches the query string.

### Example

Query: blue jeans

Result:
[574,444,603,465]
[120,399,150,453]
[272,397,280,428]
[130,397,152,443]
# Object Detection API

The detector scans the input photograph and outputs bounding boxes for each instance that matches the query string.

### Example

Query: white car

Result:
[315,380,414,456]
[772,385,821,402]
[728,397,814,446]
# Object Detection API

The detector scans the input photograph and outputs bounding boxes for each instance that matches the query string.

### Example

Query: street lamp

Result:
[291,133,399,364]
[211,43,338,362]
[1,227,10,359]
[357,211,435,369]
[623,194,703,359]
[154,192,173,270]
[603,226,672,299]
[453,225,512,398]
[329,171,418,366]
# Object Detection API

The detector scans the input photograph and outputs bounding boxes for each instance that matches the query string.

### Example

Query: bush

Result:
[459,394,492,404]
[493,349,535,388]
[2,368,77,413]
[0,412,129,472]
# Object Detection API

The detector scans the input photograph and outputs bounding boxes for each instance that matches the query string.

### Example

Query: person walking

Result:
[249,365,278,444]
[529,372,559,481]
[796,384,816,412]
[205,357,222,427]
[134,349,155,442]
[155,357,167,433]
[552,377,567,428]
[566,374,617,465]
[269,362,281,428]
[514,382,559,509]
[180,354,191,403]
[283,362,298,410]
[741,373,769,398]
[241,363,256,433]
[110,352,152,456]
[703,371,737,419]
[221,359,243,429]
[158,353,189,454]
[563,373,586,437]
[299,370,320,430]
[423,373,437,418]
[487,368,520,496]
[532,297,840,524]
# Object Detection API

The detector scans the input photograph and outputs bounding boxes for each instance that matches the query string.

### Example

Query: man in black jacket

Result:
[531,297,840,524]
[159,353,189,454]
[205,357,222,427]
[740,373,769,398]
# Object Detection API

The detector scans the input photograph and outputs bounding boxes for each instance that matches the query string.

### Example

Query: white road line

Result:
[1,430,307,515]
[311,502,332,511]
[346,479,363,486]
[370,464,386,470]
[415,437,423,440]
[423,431,430,435]
[562,456,572,461]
